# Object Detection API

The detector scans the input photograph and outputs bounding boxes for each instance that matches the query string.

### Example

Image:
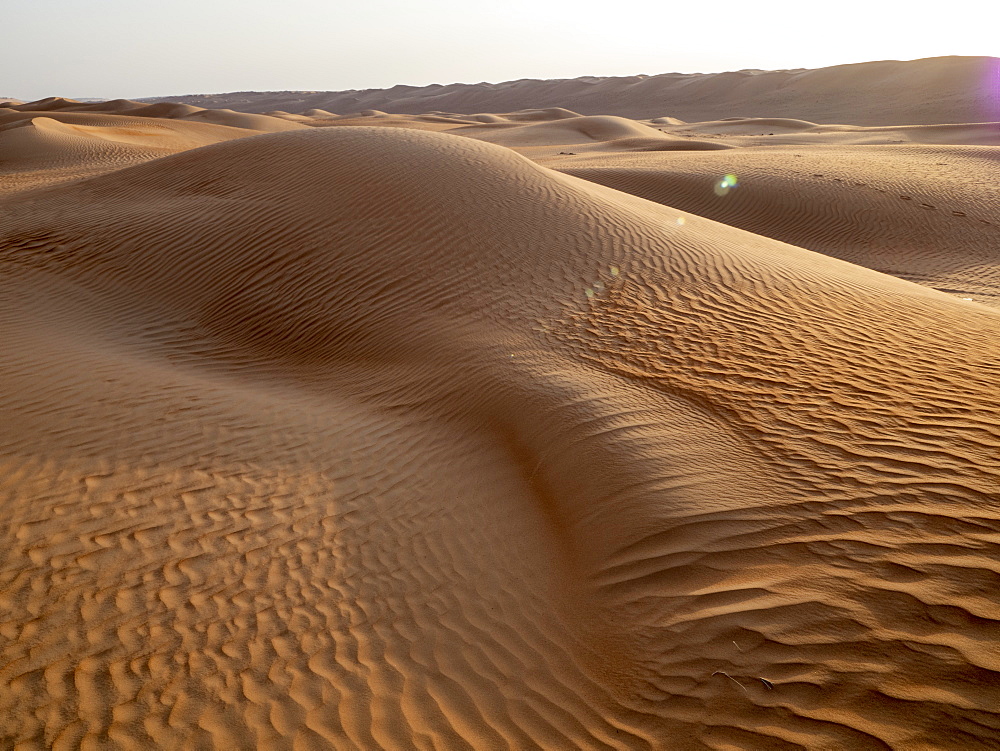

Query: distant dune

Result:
[0,99,306,195]
[135,56,1000,125]
[2,75,1000,750]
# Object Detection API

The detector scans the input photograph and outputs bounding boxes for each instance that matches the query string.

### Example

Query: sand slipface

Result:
[1,92,1000,750]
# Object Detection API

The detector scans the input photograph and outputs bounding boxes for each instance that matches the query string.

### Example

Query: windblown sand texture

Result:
[2,74,1000,751]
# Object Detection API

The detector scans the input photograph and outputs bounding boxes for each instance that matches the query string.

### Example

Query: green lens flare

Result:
[713,173,739,197]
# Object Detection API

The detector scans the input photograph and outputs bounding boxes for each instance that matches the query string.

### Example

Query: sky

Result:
[3,0,995,101]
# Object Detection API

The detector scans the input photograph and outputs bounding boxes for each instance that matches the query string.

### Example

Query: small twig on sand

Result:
[712,671,749,694]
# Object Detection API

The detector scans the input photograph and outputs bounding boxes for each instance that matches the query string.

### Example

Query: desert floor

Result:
[1,96,999,750]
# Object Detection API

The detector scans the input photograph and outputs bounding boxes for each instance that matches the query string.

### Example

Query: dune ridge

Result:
[1,97,999,749]
[0,105,306,196]
[131,56,1000,125]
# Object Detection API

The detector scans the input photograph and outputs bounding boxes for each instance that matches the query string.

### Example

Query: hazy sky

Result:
[3,0,994,100]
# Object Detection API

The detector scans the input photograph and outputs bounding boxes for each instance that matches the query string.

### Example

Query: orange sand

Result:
[2,74,1000,750]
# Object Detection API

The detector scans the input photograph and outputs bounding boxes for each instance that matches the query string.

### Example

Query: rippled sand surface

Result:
[2,96,999,750]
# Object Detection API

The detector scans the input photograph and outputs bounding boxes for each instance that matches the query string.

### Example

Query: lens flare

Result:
[714,173,739,197]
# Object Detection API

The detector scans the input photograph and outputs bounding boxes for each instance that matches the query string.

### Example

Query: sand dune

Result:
[0,105,305,195]
[137,56,1000,125]
[126,102,207,119]
[668,119,1000,146]
[9,96,90,111]
[437,111,1000,304]
[458,115,670,145]
[2,97,1000,750]
[457,115,730,156]
[179,108,307,132]
[552,146,1000,304]
[8,97,305,131]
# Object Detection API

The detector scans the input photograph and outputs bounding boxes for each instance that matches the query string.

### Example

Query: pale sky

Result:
[3,0,994,101]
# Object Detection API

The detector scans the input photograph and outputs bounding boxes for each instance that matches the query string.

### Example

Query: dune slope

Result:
[554,145,1000,303]
[0,106,306,196]
[1,127,999,749]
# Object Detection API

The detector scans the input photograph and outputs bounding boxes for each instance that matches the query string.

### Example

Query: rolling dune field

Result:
[1,87,999,750]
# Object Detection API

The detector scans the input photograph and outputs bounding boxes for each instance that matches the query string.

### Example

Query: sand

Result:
[138,56,1000,125]
[0,102,306,197]
[2,75,1000,750]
